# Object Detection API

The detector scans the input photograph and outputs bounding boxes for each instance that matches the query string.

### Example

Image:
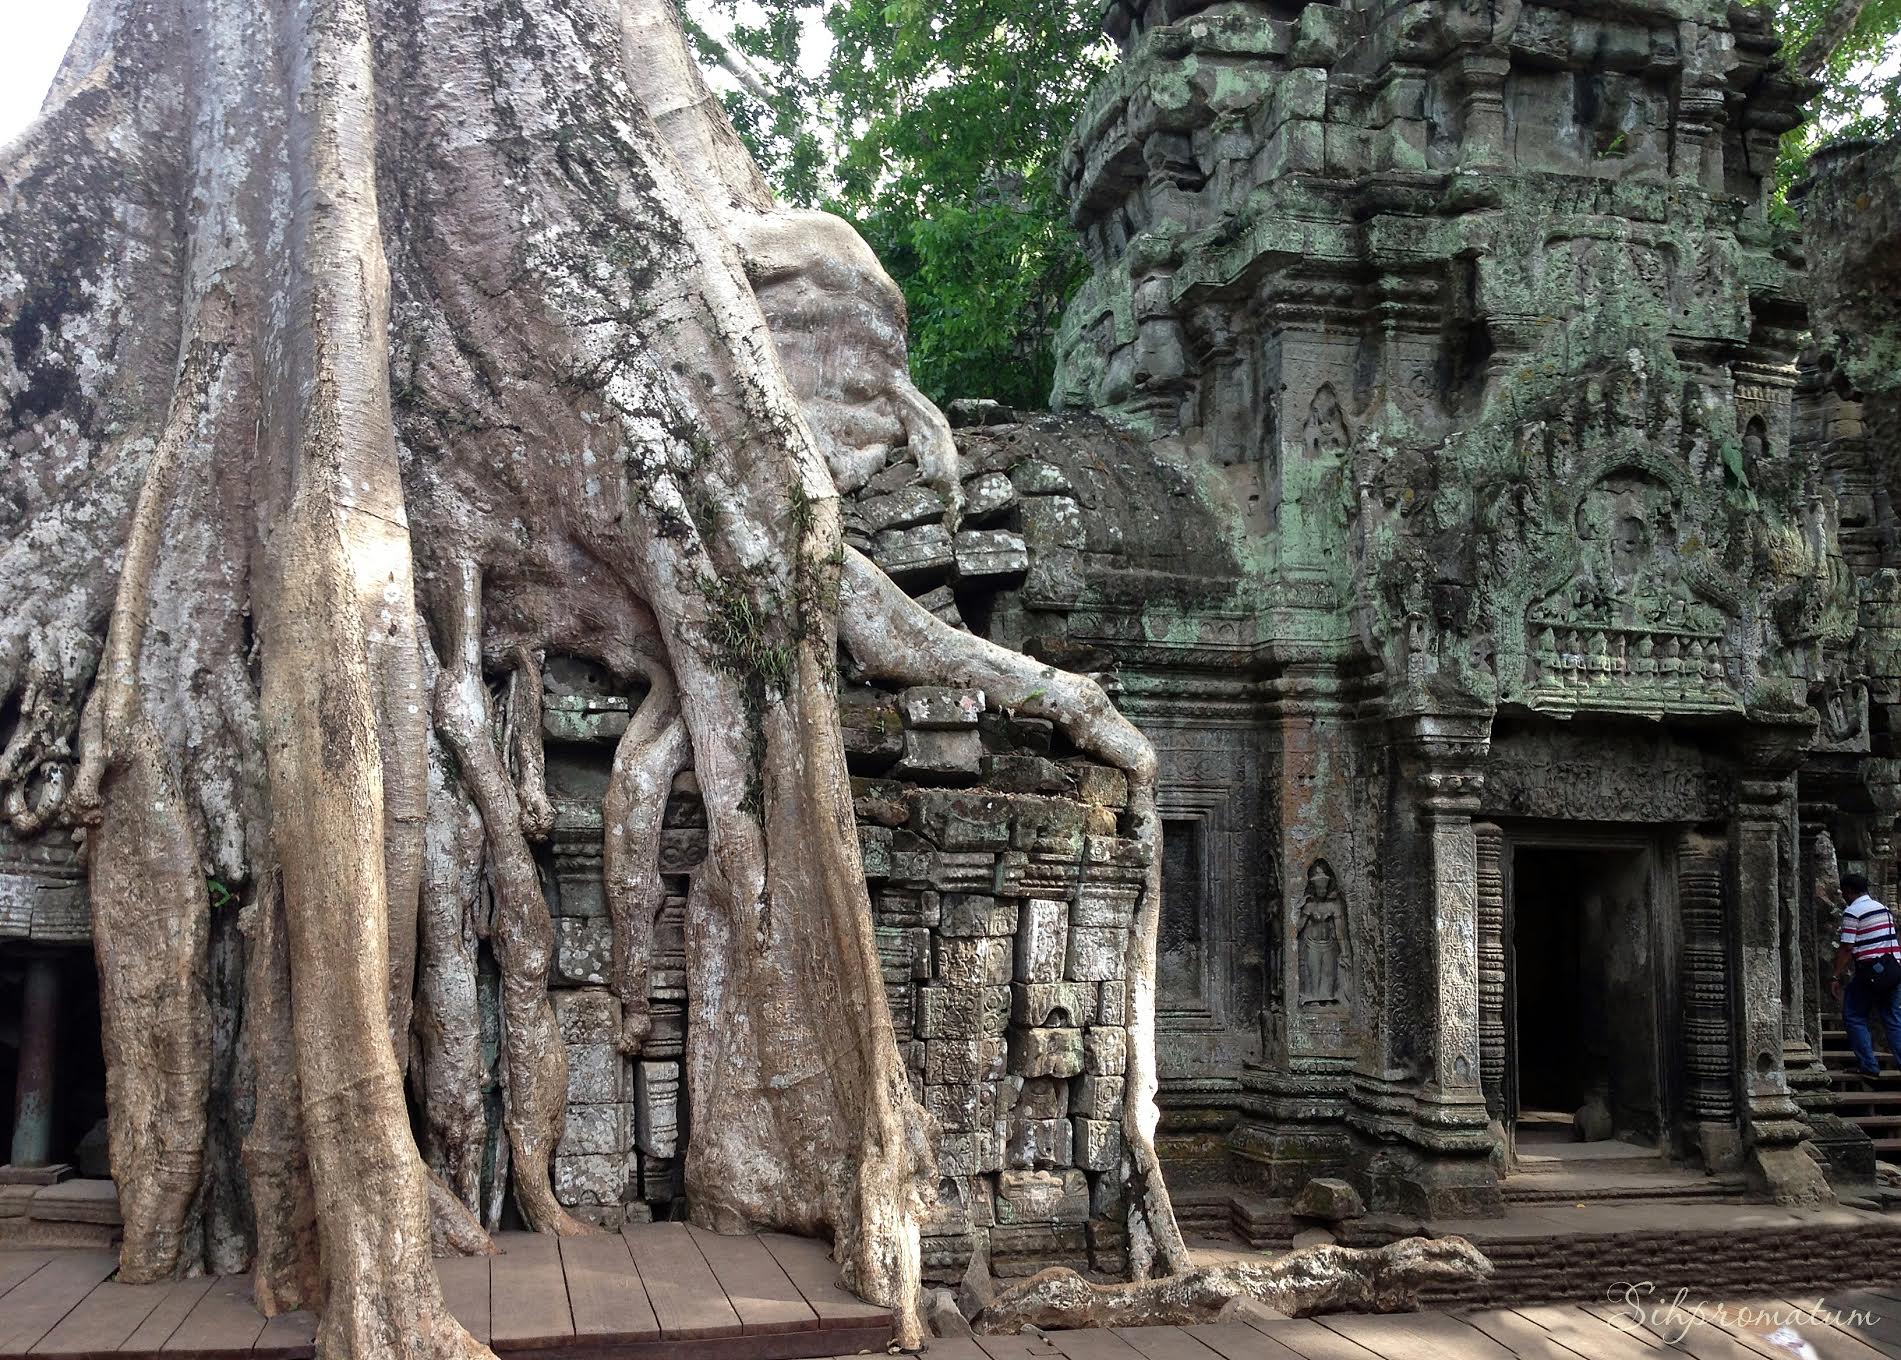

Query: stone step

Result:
[1502,1175,1742,1204]
[0,1176,121,1250]
[1511,1154,1669,1177]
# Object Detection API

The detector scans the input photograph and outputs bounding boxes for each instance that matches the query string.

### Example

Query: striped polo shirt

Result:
[1841,894,1901,960]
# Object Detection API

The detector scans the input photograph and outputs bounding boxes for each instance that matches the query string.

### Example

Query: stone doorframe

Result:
[1471,821,1727,1166]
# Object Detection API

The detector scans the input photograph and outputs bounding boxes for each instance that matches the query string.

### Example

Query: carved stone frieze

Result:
[1480,756,1731,823]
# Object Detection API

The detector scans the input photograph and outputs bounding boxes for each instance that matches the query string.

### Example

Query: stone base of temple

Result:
[0,1165,69,1187]
[0,1177,119,1249]
[1163,1179,1901,1310]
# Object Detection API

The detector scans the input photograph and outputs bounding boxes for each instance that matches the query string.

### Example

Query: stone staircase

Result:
[1502,1121,1744,1205]
[1822,1025,1901,1159]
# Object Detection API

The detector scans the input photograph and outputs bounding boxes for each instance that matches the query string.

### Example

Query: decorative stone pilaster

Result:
[1677,831,1739,1170]
[1453,53,1510,170]
[1731,731,1832,1204]
[1473,822,1507,1120]
[1350,713,1498,1217]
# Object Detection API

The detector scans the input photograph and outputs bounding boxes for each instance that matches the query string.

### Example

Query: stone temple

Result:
[4,0,1901,1292]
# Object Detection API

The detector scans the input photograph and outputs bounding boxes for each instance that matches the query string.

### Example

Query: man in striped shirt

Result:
[1831,873,1901,1080]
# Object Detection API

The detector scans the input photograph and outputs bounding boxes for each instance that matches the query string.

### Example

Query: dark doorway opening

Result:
[0,946,108,1172]
[1511,844,1662,1143]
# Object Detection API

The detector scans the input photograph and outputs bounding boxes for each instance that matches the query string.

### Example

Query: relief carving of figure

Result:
[1296,858,1352,1006]
[1304,384,1351,460]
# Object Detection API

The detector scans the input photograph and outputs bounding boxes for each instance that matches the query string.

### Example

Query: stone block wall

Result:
[849,679,1147,1279]
[530,660,1146,1276]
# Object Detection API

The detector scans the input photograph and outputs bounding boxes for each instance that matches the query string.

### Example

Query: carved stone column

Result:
[7,955,61,1171]
[1449,49,1510,171]
[1677,831,1738,1170]
[1354,713,1498,1217]
[1731,731,1832,1203]
[1473,822,1507,1120]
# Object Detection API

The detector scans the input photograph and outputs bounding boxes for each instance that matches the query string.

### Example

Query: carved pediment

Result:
[1525,467,1743,716]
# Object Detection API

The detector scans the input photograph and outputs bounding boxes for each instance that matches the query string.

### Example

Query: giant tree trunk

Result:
[0,0,1186,1354]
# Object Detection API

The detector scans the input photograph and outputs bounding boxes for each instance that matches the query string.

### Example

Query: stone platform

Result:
[1176,1190,1901,1315]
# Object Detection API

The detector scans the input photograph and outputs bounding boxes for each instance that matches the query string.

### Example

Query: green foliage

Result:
[1770,0,1901,215]
[690,0,1899,396]
[686,0,1109,408]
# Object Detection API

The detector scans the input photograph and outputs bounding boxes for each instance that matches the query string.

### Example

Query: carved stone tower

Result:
[1044,0,1879,1213]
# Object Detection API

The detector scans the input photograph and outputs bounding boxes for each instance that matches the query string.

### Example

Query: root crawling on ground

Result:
[976,1238,1495,1333]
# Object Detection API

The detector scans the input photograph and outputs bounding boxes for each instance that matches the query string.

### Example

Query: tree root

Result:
[62,322,231,1282]
[975,1237,1494,1333]
[505,646,557,842]
[602,660,690,1055]
[427,1169,497,1258]
[837,548,1189,1276]
[414,730,490,1217]
[243,873,322,1312]
[0,629,95,836]
[431,560,590,1238]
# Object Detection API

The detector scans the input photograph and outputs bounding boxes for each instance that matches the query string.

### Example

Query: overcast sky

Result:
[0,5,85,148]
[0,3,803,148]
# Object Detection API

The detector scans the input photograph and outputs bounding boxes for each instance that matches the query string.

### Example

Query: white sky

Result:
[0,4,1890,160]
[0,4,794,147]
[0,4,85,148]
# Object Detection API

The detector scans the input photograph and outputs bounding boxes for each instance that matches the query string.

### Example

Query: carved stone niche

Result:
[1288,857,1354,1058]
[1525,467,1742,717]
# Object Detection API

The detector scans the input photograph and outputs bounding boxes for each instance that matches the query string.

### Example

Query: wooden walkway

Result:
[2,1234,1897,1360]
[945,1290,1901,1360]
[0,1224,893,1358]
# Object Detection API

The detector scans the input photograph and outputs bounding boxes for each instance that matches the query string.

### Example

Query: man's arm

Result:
[1832,941,1854,999]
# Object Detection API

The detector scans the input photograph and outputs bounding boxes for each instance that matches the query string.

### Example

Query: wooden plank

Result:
[685,1226,816,1334]
[0,1256,50,1303]
[1463,1308,1598,1360]
[0,1250,117,1353]
[487,1230,572,1348]
[974,1334,1069,1360]
[1178,1323,1304,1360]
[435,1253,490,1345]
[1047,1326,1153,1360]
[754,1233,889,1326]
[1689,1299,1826,1360]
[1112,1326,1228,1360]
[1815,1293,1901,1359]
[560,1230,659,1341]
[118,1278,215,1353]
[254,1309,318,1357]
[928,1340,1004,1360]
[1773,1300,1897,1360]
[1515,1305,1673,1360]
[1320,1312,1517,1360]
[1255,1318,1394,1360]
[1580,1300,1760,1360]
[28,1281,166,1356]
[624,1222,743,1340]
[159,1275,266,1354]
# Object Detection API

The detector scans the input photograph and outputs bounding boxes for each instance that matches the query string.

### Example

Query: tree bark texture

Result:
[0,0,1187,1353]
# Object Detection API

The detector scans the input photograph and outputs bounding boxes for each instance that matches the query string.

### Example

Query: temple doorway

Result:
[1508,841,1666,1148]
